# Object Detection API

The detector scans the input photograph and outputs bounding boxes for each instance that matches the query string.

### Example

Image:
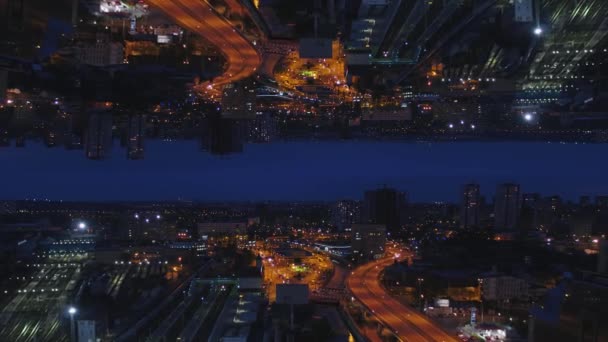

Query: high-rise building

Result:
[480,275,529,301]
[0,70,7,101]
[547,195,563,213]
[596,196,608,208]
[3,0,24,31]
[221,79,256,119]
[126,114,145,160]
[71,0,79,27]
[569,209,594,237]
[75,33,124,66]
[331,200,361,231]
[598,240,608,274]
[201,113,246,155]
[460,184,480,229]
[361,187,407,234]
[494,183,521,231]
[579,196,591,207]
[85,111,113,160]
[522,193,541,208]
[351,224,386,261]
[520,193,541,232]
[248,112,277,143]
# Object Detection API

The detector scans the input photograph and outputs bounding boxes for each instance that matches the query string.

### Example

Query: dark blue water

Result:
[1,141,606,201]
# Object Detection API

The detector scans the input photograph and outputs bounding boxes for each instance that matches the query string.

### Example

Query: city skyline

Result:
[2,140,608,202]
[1,0,608,341]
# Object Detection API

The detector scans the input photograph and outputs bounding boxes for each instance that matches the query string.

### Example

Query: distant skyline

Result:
[1,141,608,202]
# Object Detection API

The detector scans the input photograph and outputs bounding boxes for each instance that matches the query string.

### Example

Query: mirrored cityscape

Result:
[1,0,607,341]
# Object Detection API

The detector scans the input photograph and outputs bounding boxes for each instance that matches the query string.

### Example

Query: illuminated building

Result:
[460,183,480,229]
[351,223,386,261]
[85,111,113,160]
[331,200,361,231]
[74,33,124,66]
[494,183,521,231]
[221,79,256,119]
[480,273,529,301]
[126,114,145,160]
[248,111,277,143]
[197,221,249,239]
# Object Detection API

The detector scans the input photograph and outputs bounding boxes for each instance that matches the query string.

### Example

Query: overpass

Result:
[147,0,262,96]
[347,247,458,342]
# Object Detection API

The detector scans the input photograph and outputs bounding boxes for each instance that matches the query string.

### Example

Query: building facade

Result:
[481,275,529,301]
[331,200,361,231]
[460,183,481,229]
[494,183,521,231]
[361,187,406,234]
[351,223,386,261]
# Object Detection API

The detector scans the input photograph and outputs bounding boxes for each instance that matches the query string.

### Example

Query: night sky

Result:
[2,141,607,202]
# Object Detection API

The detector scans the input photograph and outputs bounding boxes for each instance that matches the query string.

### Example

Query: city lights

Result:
[1,1,608,342]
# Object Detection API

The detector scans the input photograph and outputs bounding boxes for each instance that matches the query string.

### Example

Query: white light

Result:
[78,222,86,229]
[134,214,139,219]
[156,215,161,219]
[524,114,533,121]
[533,27,543,36]
[68,307,77,315]
[448,124,454,128]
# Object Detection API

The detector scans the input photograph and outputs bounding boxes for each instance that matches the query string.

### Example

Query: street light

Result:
[77,222,86,230]
[533,27,543,36]
[417,278,425,310]
[68,306,77,342]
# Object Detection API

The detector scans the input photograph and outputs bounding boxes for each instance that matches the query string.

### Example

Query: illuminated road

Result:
[147,0,261,95]
[347,249,457,342]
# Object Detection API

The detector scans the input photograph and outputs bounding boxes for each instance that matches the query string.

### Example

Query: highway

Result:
[347,248,458,342]
[147,0,261,96]
[327,263,348,289]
